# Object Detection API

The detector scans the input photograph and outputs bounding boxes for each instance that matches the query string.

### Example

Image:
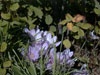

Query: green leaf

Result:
[10,0,20,2]
[65,13,73,22]
[12,65,23,75]
[63,39,71,48]
[73,35,80,39]
[1,12,11,20]
[98,21,100,26]
[95,26,100,34]
[0,20,8,27]
[28,62,37,75]
[33,7,43,18]
[0,42,7,52]
[72,26,79,32]
[0,3,3,10]
[49,26,56,32]
[19,17,27,22]
[94,0,100,9]
[45,15,53,25]
[3,61,12,68]
[59,19,67,25]
[29,24,35,29]
[10,3,19,11]
[28,9,33,16]
[78,56,89,63]
[0,68,6,75]
[10,21,21,26]
[63,26,67,33]
[78,23,91,30]
[78,29,84,37]
[94,8,100,15]
[2,25,8,35]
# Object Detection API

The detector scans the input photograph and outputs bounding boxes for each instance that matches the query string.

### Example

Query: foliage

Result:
[0,0,100,75]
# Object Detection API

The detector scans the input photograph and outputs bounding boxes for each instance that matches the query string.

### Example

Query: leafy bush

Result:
[0,0,100,75]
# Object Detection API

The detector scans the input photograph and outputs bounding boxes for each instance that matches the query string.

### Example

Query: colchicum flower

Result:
[89,31,99,40]
[28,46,40,61]
[23,28,61,61]
[23,28,75,71]
[71,64,89,75]
[46,48,74,70]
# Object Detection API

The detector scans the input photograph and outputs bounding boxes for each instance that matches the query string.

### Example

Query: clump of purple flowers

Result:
[71,64,89,75]
[22,28,76,71]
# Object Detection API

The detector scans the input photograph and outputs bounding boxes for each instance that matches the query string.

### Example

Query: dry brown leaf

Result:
[72,14,85,22]
[67,22,73,30]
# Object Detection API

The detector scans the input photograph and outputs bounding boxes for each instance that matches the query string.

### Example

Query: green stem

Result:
[12,49,30,75]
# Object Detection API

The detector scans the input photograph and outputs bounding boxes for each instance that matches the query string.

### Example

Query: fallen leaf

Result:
[66,22,73,30]
[72,14,85,22]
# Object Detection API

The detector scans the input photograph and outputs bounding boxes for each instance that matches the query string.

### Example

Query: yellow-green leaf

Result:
[49,25,56,32]
[33,7,43,18]
[3,61,12,68]
[28,62,37,75]
[19,17,27,22]
[94,8,100,15]
[12,65,23,75]
[45,15,53,25]
[98,21,100,26]
[63,26,67,33]
[10,3,19,11]
[95,26,100,34]
[0,68,6,75]
[63,39,71,48]
[78,29,85,37]
[0,42,7,52]
[72,26,79,32]
[79,23,91,30]
[73,35,80,39]
[1,12,11,20]
[59,19,67,25]
[65,13,73,22]
[29,24,35,29]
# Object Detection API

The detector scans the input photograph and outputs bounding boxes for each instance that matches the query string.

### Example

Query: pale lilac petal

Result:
[28,46,40,61]
[55,41,61,47]
[24,28,29,33]
[90,31,99,40]
[46,33,52,43]
[52,36,57,43]
[57,52,64,63]
[46,33,53,44]
[43,31,48,36]
[49,48,55,56]
[36,29,40,34]
[35,33,42,40]
[62,49,74,60]
[46,63,52,70]
[30,29,35,35]
[69,52,73,57]
[42,42,49,50]
[66,59,75,67]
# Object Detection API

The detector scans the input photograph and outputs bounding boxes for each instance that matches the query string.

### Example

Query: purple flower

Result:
[24,28,43,41]
[46,48,55,69]
[46,48,74,70]
[71,64,89,75]
[27,46,40,61]
[89,31,99,40]
[23,28,75,70]
[46,33,61,47]
[63,49,73,60]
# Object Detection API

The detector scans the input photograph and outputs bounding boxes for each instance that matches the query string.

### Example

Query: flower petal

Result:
[46,33,52,43]
[55,41,61,47]
[53,36,57,43]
